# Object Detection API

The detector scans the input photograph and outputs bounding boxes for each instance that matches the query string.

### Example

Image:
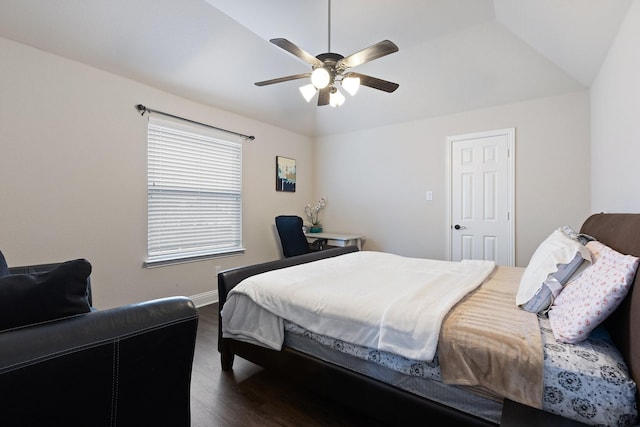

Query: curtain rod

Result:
[135,104,255,141]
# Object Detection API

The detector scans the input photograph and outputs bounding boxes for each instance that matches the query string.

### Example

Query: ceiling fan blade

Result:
[317,88,330,106]
[337,40,399,69]
[255,73,311,87]
[270,38,324,67]
[349,72,399,93]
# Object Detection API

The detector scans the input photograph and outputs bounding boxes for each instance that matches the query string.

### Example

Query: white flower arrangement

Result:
[304,197,326,226]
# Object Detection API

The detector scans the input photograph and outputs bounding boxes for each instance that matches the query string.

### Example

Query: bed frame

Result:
[217,213,640,426]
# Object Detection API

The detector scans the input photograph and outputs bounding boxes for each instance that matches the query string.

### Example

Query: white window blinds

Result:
[146,116,243,265]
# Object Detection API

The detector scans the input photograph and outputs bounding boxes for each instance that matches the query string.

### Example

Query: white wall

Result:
[591,0,640,212]
[0,27,601,310]
[315,91,591,267]
[0,37,314,309]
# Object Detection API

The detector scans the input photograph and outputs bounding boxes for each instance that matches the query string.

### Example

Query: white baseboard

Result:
[190,290,218,308]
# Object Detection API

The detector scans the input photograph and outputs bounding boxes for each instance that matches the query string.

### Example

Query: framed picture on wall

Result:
[276,156,296,192]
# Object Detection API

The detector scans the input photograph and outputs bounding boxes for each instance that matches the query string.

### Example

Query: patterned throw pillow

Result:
[548,241,639,343]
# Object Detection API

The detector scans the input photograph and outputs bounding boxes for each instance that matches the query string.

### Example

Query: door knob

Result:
[454,224,466,230]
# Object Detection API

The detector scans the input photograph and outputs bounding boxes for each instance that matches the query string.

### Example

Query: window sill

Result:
[143,249,245,268]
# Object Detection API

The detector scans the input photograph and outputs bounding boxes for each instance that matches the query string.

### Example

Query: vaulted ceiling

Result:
[0,0,632,136]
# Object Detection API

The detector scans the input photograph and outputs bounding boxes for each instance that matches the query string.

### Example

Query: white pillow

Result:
[548,241,639,343]
[515,229,591,306]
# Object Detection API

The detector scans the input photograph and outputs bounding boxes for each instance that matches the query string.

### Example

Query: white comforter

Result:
[222,251,495,361]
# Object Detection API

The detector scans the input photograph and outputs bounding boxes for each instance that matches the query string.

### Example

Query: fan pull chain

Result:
[327,0,331,52]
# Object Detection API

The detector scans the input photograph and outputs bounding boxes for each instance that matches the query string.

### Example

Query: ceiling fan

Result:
[254,0,399,107]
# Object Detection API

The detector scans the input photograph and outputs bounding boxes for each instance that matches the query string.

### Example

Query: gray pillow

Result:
[560,225,596,245]
[523,252,585,315]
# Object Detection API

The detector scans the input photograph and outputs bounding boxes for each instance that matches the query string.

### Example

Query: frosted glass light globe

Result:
[299,84,317,102]
[311,68,330,89]
[342,75,360,96]
[329,87,345,107]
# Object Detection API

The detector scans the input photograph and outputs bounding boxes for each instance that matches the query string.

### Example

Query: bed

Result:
[217,213,640,426]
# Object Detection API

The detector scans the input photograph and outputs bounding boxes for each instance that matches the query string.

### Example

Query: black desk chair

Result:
[275,215,327,258]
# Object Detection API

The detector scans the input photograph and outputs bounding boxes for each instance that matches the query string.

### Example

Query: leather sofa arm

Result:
[0,296,198,427]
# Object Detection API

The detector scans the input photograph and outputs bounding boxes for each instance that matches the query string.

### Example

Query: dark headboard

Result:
[580,213,640,387]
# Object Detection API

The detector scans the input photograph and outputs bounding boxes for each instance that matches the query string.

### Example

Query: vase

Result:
[310,226,323,233]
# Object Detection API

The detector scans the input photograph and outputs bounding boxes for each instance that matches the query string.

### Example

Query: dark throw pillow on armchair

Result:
[0,258,92,331]
[0,250,9,277]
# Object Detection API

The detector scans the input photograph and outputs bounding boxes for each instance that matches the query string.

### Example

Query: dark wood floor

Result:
[190,304,388,427]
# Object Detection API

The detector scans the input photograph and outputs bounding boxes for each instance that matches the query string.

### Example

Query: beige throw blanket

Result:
[439,266,544,408]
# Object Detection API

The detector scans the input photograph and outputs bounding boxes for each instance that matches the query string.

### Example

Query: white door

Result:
[447,129,514,266]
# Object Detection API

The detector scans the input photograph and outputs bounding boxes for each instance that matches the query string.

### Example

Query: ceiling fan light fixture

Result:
[299,84,317,102]
[342,75,360,96]
[311,67,331,89]
[254,0,399,107]
[329,86,345,107]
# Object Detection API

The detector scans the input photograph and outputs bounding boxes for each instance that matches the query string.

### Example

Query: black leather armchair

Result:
[0,261,199,427]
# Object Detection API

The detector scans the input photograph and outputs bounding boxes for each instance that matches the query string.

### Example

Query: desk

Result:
[304,232,365,251]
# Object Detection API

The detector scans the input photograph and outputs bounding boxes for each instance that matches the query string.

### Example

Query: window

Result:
[145,115,243,266]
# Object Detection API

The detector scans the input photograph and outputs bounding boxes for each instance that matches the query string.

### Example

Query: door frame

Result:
[445,128,515,265]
